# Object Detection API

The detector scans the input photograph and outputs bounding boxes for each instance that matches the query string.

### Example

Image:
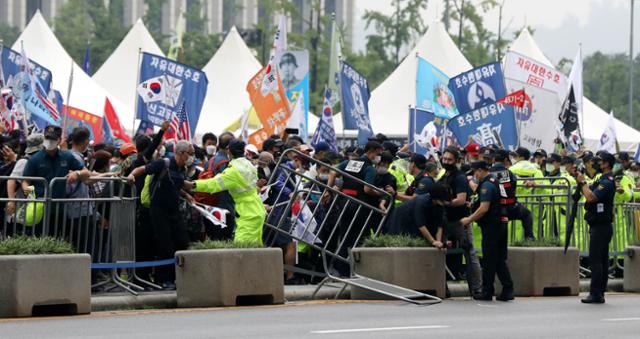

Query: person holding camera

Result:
[575,151,616,304]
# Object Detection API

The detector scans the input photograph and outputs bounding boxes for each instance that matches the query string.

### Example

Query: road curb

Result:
[91,279,624,312]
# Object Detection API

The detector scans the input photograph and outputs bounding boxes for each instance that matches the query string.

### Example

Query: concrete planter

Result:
[350,247,446,299]
[175,248,284,307]
[0,254,91,318]
[624,246,640,292]
[501,247,579,297]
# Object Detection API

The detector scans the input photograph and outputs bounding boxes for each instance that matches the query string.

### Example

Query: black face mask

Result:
[441,161,457,172]
[593,162,602,173]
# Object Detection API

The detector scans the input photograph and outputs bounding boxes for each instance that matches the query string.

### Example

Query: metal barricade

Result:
[262,149,441,305]
[513,176,573,242]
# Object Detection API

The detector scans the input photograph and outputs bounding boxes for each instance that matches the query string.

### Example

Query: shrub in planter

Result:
[351,235,446,299]
[0,236,90,318]
[501,237,579,296]
[176,240,284,308]
[623,239,640,292]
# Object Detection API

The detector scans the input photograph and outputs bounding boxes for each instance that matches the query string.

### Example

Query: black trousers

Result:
[136,207,155,281]
[480,220,513,296]
[150,205,190,284]
[588,222,613,297]
[508,203,534,239]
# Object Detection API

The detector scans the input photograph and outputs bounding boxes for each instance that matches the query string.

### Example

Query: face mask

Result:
[185,155,195,167]
[560,166,566,173]
[334,178,344,187]
[593,162,602,173]
[317,173,329,182]
[545,164,555,173]
[630,171,639,179]
[206,145,216,156]
[43,139,58,151]
[373,155,381,164]
[154,146,166,159]
[613,163,622,173]
[377,167,389,175]
[442,162,457,172]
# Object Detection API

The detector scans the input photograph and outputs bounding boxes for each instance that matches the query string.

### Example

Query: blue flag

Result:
[82,45,91,76]
[448,62,506,114]
[448,102,519,150]
[634,143,640,163]
[416,56,459,119]
[340,61,373,146]
[311,87,338,152]
[136,52,208,135]
[1,46,52,92]
[408,108,455,155]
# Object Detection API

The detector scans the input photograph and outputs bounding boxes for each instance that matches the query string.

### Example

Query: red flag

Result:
[104,98,132,143]
[497,89,526,108]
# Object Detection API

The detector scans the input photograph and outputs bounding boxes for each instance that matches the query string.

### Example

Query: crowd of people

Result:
[0,122,638,302]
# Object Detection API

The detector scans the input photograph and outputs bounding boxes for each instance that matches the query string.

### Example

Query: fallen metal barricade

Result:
[263,149,441,305]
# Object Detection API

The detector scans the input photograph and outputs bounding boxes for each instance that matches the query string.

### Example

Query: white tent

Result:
[93,19,164,128]
[508,29,640,152]
[313,22,472,138]
[196,26,262,136]
[13,11,132,125]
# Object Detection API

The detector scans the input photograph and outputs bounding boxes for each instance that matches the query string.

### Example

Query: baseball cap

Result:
[617,152,631,161]
[364,140,383,153]
[465,143,481,156]
[547,153,561,163]
[597,151,616,167]
[314,142,331,153]
[493,149,510,161]
[470,160,490,171]
[119,143,137,156]
[480,147,494,159]
[25,134,44,154]
[533,148,547,158]
[44,125,62,140]
[410,153,427,168]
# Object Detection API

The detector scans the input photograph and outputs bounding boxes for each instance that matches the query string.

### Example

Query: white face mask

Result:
[545,164,555,173]
[185,155,195,167]
[206,145,216,156]
[373,155,381,164]
[154,146,166,159]
[43,139,58,151]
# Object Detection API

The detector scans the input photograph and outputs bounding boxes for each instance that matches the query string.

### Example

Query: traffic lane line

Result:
[602,317,640,322]
[310,325,451,334]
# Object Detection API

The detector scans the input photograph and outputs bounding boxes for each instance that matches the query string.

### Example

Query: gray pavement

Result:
[2,293,640,339]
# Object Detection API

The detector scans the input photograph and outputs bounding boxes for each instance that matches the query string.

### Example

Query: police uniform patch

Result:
[598,185,605,190]
[345,160,364,173]
[481,189,488,193]
[418,183,425,189]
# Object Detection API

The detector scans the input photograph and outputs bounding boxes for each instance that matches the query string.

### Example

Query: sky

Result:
[353,0,635,64]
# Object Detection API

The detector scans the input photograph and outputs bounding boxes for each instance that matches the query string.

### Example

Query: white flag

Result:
[286,92,307,140]
[190,202,228,228]
[261,14,288,96]
[598,111,618,154]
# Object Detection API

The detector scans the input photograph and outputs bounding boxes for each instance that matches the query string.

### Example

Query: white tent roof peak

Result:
[350,21,472,136]
[13,10,131,121]
[509,29,554,67]
[93,19,164,124]
[197,25,262,135]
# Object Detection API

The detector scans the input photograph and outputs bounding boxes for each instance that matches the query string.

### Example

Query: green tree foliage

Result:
[181,0,222,68]
[446,0,500,65]
[0,23,20,47]
[54,0,127,71]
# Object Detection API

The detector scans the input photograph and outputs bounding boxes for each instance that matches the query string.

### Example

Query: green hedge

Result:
[0,236,74,255]
[511,238,563,248]
[189,240,263,250]
[362,234,431,248]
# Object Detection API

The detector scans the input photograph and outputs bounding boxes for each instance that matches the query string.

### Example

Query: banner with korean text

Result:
[447,102,518,150]
[246,66,291,149]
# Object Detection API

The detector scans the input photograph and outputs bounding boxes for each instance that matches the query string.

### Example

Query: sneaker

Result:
[581,294,605,304]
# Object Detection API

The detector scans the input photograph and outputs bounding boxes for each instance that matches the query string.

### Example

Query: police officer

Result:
[576,151,616,304]
[460,161,514,301]
[396,154,436,201]
[491,149,535,240]
[327,141,386,276]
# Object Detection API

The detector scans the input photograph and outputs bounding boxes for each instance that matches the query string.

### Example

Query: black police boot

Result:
[473,293,493,301]
[581,294,605,304]
[496,290,514,302]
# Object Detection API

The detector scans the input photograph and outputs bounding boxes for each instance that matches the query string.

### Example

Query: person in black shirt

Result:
[396,154,437,201]
[374,151,397,211]
[128,140,195,289]
[576,151,616,304]
[384,183,451,248]
[439,147,483,298]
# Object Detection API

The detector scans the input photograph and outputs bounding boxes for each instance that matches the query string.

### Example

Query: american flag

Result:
[169,99,191,141]
[19,46,60,122]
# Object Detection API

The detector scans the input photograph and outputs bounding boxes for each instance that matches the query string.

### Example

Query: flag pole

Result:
[579,43,584,137]
[132,48,141,139]
[61,58,73,138]
[630,0,635,128]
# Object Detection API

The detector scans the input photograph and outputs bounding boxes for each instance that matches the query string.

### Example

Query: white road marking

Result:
[310,325,450,334]
[477,304,498,308]
[602,317,640,322]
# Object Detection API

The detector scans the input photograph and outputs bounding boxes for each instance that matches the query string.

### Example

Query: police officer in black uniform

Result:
[460,161,514,301]
[397,154,437,201]
[327,141,386,276]
[491,149,535,239]
[576,151,616,304]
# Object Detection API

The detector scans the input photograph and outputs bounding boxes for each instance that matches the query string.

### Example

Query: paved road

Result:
[2,293,640,338]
